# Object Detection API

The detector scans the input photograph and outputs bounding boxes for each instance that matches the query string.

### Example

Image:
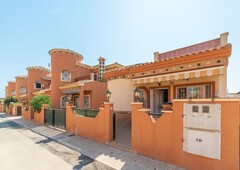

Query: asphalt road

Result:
[0,113,114,170]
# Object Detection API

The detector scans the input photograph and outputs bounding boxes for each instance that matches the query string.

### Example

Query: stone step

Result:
[109,141,133,153]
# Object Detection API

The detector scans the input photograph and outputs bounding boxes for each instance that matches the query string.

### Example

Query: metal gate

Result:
[113,113,116,140]
[44,109,66,130]
[17,106,22,116]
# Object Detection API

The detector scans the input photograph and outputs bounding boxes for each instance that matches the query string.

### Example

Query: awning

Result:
[132,66,224,85]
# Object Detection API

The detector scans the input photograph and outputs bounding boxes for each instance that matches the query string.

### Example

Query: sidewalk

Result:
[9,115,183,170]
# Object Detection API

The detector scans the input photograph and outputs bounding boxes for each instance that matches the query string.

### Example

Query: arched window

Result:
[61,96,68,108]
[61,70,71,82]
[139,88,147,108]
[20,87,27,94]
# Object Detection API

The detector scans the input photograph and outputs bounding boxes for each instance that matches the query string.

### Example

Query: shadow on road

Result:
[72,155,94,170]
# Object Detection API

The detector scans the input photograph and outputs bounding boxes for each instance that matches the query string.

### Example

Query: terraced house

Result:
[105,32,231,113]
[1,32,240,170]
[49,48,123,109]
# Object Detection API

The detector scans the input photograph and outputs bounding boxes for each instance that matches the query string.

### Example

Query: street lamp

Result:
[134,88,140,102]
[106,89,111,102]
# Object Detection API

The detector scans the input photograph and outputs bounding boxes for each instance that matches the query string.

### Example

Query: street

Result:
[0,113,114,170]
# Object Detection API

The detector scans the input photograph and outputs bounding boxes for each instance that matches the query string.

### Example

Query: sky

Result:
[0,0,240,97]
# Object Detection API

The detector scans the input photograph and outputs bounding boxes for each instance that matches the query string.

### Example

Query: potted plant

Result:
[162,102,173,110]
[24,105,29,111]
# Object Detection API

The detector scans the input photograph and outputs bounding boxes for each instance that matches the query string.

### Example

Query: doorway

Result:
[150,88,169,114]
[74,96,79,108]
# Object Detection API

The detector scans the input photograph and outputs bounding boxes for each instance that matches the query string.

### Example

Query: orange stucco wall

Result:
[0,104,2,112]
[27,69,49,104]
[50,51,91,108]
[15,77,28,101]
[21,105,32,120]
[79,81,107,109]
[6,107,12,114]
[33,104,48,125]
[6,82,15,97]
[131,100,239,170]
[12,105,17,116]
[66,102,113,144]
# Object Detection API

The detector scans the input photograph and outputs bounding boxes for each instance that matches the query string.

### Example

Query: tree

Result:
[30,95,52,113]
[4,96,18,107]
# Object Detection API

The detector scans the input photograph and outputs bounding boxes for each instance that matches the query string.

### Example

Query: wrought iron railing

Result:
[73,108,99,118]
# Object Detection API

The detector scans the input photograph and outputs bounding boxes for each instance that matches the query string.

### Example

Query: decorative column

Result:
[98,56,106,82]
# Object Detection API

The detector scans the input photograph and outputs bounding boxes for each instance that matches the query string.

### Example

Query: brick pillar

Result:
[66,102,75,134]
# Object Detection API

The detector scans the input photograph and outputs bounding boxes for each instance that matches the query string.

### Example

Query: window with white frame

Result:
[61,96,68,108]
[34,82,42,89]
[61,70,71,81]
[83,95,90,108]
[19,87,27,94]
[176,84,212,99]
[11,90,16,96]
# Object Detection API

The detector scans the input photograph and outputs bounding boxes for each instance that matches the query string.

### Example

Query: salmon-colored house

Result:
[105,32,231,113]
[6,81,16,98]
[49,48,123,109]
[15,76,28,103]
[103,32,239,170]
[25,66,50,104]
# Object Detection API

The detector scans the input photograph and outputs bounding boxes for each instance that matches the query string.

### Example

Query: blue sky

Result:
[0,0,240,97]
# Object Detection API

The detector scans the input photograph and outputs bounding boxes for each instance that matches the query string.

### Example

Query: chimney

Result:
[154,52,159,62]
[220,32,229,47]
[98,56,106,82]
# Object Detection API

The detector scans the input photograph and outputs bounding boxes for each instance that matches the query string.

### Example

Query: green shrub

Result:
[4,96,18,107]
[30,95,52,113]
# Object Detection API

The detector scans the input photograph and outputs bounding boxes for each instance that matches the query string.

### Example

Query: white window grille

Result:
[20,87,27,94]
[61,70,71,82]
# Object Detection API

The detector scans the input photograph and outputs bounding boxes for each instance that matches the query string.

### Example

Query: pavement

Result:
[2,113,184,170]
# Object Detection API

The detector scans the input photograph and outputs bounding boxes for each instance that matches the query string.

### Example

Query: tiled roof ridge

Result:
[7,80,16,83]
[15,75,28,79]
[105,44,231,74]
[157,38,221,59]
[49,48,83,60]
[26,66,50,72]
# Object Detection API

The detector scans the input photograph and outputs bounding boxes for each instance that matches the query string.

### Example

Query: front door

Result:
[74,96,79,108]
[151,89,168,114]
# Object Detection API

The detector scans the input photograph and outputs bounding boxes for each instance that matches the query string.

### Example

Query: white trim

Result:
[61,70,71,82]
[34,82,42,89]
[60,95,68,108]
[19,87,27,94]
